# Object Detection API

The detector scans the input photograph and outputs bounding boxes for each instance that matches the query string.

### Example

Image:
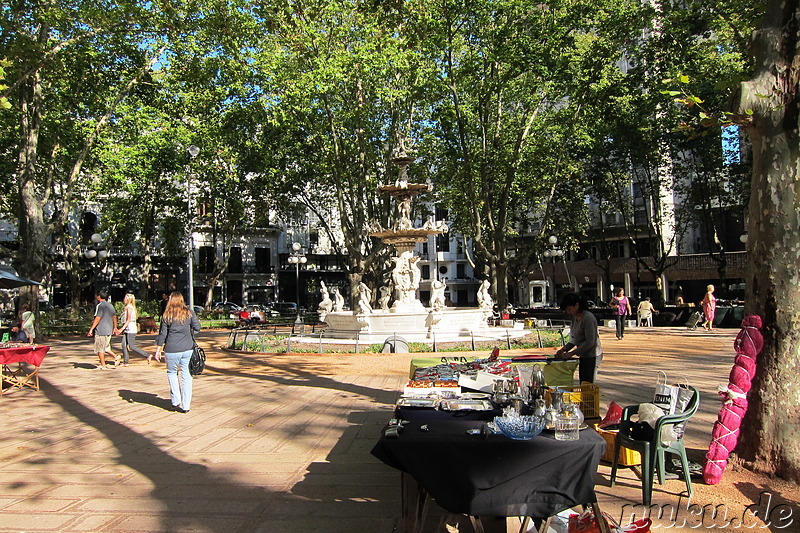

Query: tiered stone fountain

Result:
[322,150,494,341]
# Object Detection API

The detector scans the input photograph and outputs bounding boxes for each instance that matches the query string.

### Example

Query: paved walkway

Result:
[0,327,794,532]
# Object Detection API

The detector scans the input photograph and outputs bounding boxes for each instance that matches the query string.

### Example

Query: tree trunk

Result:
[736,0,800,482]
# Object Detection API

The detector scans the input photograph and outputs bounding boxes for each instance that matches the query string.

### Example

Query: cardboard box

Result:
[594,424,641,466]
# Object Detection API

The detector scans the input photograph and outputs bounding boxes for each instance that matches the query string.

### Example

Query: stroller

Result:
[686,310,703,330]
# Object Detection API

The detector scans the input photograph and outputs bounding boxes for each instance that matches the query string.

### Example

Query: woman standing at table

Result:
[114,293,150,366]
[555,293,603,383]
[154,292,201,413]
[20,304,35,344]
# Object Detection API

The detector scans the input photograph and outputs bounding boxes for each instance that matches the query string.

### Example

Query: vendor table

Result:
[372,407,609,533]
[0,345,49,396]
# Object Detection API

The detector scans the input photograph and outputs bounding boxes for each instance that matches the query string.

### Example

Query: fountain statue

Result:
[318,281,333,321]
[320,147,495,341]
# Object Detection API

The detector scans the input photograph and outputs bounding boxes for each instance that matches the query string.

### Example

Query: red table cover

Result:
[0,345,49,367]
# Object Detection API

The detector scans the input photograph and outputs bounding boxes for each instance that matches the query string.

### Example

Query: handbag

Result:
[189,343,205,375]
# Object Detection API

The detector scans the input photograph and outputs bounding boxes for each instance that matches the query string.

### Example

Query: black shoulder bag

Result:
[188,320,205,376]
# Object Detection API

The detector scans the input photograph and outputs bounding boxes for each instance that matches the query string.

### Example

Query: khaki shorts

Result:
[94,335,113,354]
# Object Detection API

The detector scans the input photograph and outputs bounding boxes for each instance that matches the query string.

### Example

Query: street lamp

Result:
[287,242,307,327]
[84,233,109,292]
[543,235,564,306]
[186,145,199,309]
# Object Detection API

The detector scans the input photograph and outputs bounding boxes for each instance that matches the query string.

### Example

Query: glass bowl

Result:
[494,415,546,440]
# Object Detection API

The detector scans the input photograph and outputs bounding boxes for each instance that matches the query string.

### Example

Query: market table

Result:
[371,407,608,533]
[0,345,49,396]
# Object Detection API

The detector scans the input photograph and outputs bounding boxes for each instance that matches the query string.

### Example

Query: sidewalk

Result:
[0,328,796,532]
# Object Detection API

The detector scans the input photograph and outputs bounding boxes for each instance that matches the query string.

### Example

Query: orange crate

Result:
[546,384,600,419]
[593,424,641,466]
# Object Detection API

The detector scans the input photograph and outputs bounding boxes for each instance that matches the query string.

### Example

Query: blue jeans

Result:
[165,349,193,410]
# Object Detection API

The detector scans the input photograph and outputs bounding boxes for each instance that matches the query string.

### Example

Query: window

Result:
[436,234,450,252]
[435,206,448,221]
[229,247,242,273]
[422,265,430,279]
[255,247,271,273]
[199,246,215,273]
[457,264,466,279]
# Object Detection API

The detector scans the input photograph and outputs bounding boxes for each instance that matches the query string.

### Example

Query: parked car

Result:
[271,302,298,316]
[212,301,242,313]
[262,303,281,318]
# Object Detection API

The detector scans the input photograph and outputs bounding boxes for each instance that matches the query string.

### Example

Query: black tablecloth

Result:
[371,408,606,518]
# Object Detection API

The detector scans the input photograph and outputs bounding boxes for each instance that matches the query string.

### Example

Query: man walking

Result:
[87,290,119,369]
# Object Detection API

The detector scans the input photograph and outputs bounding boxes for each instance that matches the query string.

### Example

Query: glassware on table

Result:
[564,401,584,426]
[554,411,580,441]
[494,414,546,440]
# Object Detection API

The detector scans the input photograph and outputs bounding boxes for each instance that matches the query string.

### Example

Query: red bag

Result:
[568,509,651,533]
[598,401,623,429]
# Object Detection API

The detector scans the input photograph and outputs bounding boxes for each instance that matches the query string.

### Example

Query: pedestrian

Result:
[158,292,169,318]
[555,293,603,383]
[701,284,717,331]
[113,293,151,366]
[154,291,201,413]
[87,290,120,369]
[608,287,631,339]
[20,303,35,344]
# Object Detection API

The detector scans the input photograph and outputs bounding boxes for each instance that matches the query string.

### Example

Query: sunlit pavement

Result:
[0,326,772,532]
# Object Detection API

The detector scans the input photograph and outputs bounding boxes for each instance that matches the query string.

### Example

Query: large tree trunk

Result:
[737,0,800,482]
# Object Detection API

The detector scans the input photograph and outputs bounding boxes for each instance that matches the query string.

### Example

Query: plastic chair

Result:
[637,310,653,327]
[609,386,699,506]
[1,332,9,343]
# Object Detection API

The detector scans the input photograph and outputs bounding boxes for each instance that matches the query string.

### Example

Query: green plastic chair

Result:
[609,385,699,506]
[1,332,9,343]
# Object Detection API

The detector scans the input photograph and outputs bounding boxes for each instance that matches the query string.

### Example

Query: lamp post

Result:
[186,145,199,309]
[84,233,109,293]
[543,235,564,306]
[287,242,307,327]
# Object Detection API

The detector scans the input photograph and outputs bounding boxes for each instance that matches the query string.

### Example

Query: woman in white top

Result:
[114,294,151,366]
[21,304,35,344]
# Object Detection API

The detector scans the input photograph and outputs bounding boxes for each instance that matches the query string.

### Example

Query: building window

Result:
[255,247,271,273]
[435,206,448,221]
[229,247,242,273]
[457,263,466,279]
[436,234,450,252]
[199,246,215,273]
[422,265,430,279]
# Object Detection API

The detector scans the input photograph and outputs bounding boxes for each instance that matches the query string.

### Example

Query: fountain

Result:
[321,149,497,342]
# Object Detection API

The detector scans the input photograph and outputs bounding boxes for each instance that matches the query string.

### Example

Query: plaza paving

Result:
[0,327,797,532]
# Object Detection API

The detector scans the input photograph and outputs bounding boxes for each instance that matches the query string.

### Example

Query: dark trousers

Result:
[578,355,601,383]
[615,315,626,338]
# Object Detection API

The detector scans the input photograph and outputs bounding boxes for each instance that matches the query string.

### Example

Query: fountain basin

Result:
[322,307,493,342]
